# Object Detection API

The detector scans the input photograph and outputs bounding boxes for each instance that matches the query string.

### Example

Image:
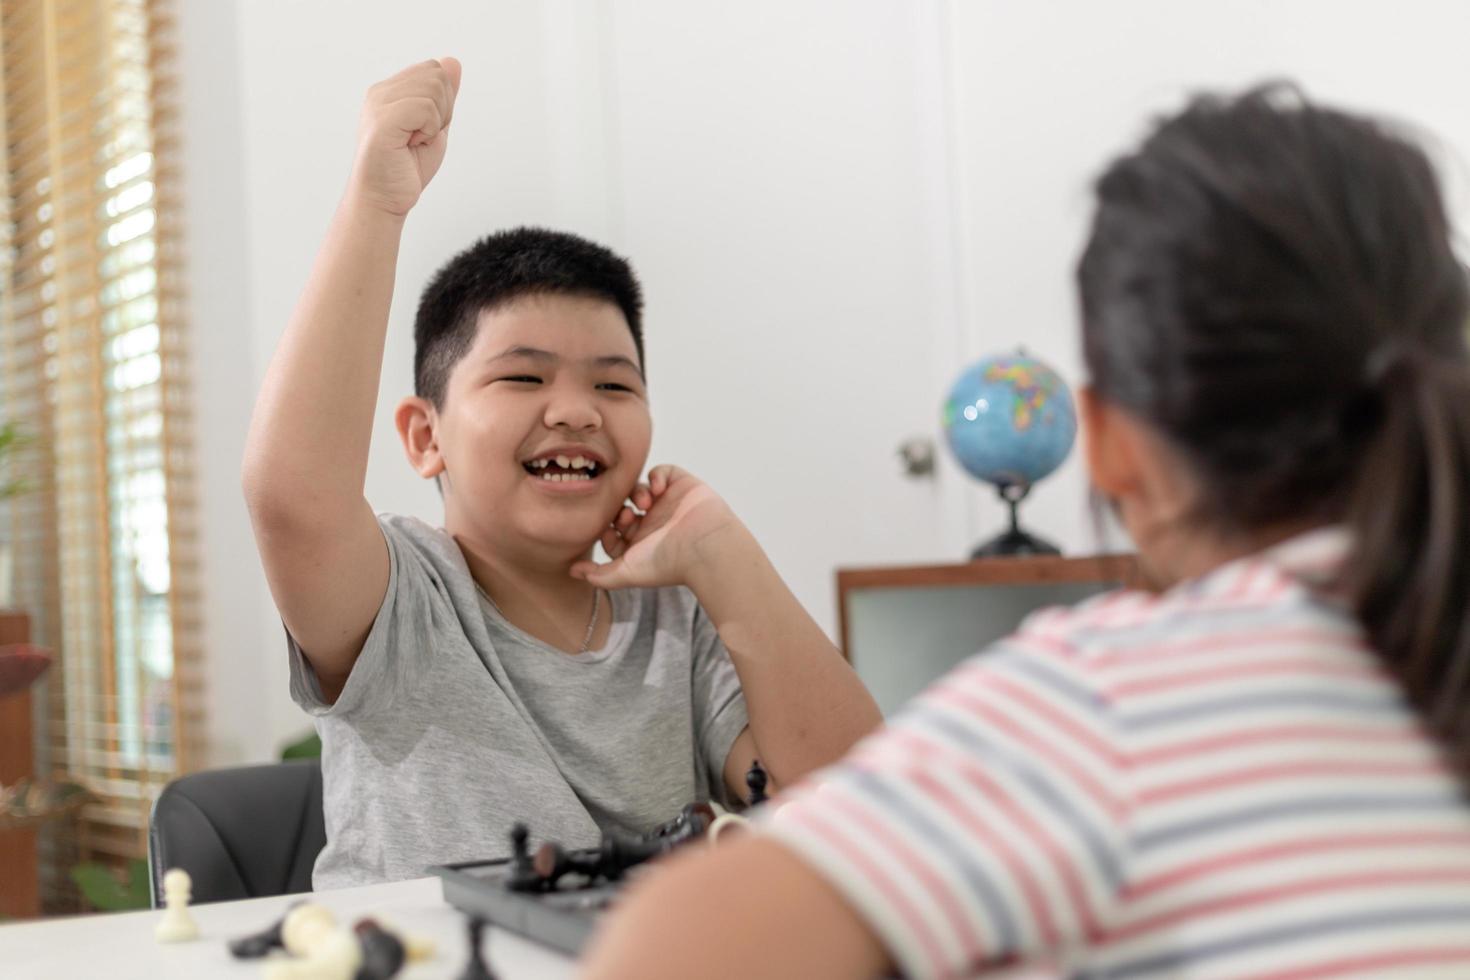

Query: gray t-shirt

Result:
[287,514,749,890]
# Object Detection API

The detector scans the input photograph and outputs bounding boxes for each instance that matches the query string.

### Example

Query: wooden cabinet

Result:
[0,611,38,918]
[836,555,1137,716]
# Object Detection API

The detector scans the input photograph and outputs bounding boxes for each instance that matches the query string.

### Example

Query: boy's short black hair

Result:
[413,227,644,407]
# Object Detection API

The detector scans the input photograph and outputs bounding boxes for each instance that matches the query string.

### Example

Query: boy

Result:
[241,57,880,888]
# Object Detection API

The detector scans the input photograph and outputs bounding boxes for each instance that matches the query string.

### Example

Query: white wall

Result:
[944,0,1470,554]
[175,0,261,765]
[179,0,1470,764]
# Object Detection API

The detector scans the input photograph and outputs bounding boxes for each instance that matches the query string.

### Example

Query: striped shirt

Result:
[762,529,1470,978]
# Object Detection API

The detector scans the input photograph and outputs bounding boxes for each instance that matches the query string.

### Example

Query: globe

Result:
[941,351,1078,556]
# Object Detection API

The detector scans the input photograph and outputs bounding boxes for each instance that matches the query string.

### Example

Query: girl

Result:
[582,85,1470,979]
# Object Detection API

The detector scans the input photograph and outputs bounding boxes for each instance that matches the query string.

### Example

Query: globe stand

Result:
[970,483,1061,559]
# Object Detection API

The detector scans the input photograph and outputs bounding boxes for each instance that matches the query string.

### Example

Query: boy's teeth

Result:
[525,454,600,479]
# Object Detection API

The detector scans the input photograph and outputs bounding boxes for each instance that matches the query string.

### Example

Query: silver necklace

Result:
[480,584,603,654]
[577,588,603,654]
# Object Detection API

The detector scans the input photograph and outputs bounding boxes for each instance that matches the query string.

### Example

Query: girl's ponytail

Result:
[1343,345,1470,782]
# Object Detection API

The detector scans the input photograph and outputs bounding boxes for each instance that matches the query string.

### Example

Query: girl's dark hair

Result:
[1078,84,1470,781]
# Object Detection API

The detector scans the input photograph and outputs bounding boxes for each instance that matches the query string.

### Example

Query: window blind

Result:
[0,0,200,910]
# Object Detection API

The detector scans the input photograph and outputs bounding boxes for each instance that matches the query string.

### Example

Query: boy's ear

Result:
[394,396,446,479]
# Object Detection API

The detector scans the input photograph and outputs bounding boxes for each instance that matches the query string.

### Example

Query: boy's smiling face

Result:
[397,293,652,560]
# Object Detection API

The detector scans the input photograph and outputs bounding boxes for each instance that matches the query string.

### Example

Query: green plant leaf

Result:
[70,858,152,912]
[280,730,322,760]
[0,421,36,501]
[125,858,151,908]
[0,421,34,456]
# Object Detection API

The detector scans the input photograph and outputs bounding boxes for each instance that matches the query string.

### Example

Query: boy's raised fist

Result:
[349,57,462,217]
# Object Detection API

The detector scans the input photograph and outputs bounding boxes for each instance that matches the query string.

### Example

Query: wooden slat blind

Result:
[0,0,199,910]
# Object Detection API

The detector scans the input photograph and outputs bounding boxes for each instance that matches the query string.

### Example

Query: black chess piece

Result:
[594,829,670,881]
[532,840,576,887]
[593,803,717,881]
[353,918,406,980]
[506,822,545,893]
[746,759,769,806]
[457,916,497,980]
[506,802,721,894]
[539,839,620,886]
[648,802,717,843]
[227,900,303,958]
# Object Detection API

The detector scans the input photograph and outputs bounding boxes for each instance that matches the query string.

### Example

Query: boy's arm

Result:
[692,522,882,792]
[241,59,461,696]
[575,466,883,791]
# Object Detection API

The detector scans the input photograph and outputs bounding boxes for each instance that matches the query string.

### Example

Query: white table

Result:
[0,876,576,980]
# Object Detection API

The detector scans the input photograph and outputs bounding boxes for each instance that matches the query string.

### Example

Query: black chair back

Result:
[147,759,326,906]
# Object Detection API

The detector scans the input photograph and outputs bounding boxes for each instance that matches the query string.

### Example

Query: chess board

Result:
[431,766,769,956]
[431,857,634,954]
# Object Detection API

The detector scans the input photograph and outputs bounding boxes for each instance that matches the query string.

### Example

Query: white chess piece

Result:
[281,903,337,956]
[265,911,361,980]
[154,868,199,943]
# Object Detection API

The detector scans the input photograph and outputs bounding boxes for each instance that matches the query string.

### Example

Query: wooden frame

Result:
[835,554,1138,660]
[0,611,38,917]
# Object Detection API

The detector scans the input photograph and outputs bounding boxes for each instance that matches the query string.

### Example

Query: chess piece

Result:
[508,802,723,892]
[401,930,437,962]
[746,759,769,806]
[263,928,361,980]
[263,906,362,980]
[281,903,338,956]
[457,916,497,980]
[648,801,716,842]
[505,822,542,892]
[357,917,436,963]
[707,811,750,845]
[530,841,600,888]
[154,868,199,943]
[354,918,406,980]
[228,901,303,958]
[596,827,676,880]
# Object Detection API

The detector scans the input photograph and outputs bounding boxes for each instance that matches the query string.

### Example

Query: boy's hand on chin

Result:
[571,465,747,590]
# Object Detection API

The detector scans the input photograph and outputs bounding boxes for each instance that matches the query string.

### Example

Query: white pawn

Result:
[154,868,199,943]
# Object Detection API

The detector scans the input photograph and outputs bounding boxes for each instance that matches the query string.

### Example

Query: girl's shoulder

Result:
[1010,529,1361,674]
